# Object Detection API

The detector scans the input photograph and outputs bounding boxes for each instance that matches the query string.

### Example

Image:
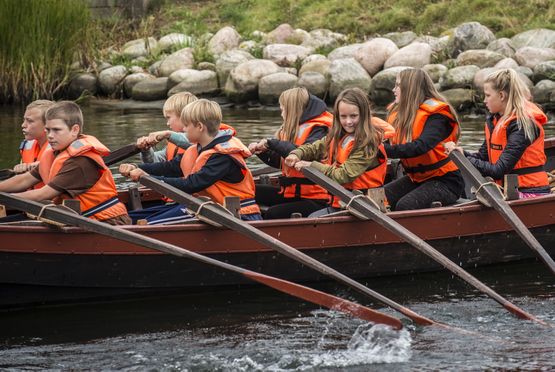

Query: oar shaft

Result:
[449,151,555,275]
[302,167,547,325]
[139,176,436,326]
[0,192,402,328]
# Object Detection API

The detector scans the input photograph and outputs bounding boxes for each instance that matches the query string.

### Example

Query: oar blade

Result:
[243,270,402,329]
[104,144,140,166]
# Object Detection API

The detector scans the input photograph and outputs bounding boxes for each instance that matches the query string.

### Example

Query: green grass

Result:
[0,0,93,103]
[153,0,554,38]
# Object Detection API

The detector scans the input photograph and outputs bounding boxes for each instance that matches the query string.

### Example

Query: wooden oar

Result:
[139,175,442,327]
[301,166,548,326]
[0,192,401,329]
[449,150,555,275]
[0,143,139,183]
[251,165,280,177]
[104,143,141,166]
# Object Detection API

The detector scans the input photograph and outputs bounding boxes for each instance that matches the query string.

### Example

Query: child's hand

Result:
[284,154,300,167]
[119,163,137,177]
[13,161,37,174]
[293,160,312,171]
[136,136,151,150]
[128,168,147,182]
[248,139,268,154]
[146,130,170,145]
[444,141,463,155]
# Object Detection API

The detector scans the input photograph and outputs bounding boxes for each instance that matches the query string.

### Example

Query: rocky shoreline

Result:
[69,22,555,112]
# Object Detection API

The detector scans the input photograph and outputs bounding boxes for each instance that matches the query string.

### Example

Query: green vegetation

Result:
[155,0,554,38]
[0,0,93,103]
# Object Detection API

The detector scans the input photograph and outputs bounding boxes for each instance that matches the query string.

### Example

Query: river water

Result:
[0,101,554,370]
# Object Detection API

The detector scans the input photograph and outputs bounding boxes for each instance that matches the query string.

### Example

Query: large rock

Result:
[158,33,192,52]
[301,29,346,50]
[208,26,241,57]
[98,65,128,95]
[122,37,157,59]
[533,61,555,83]
[168,70,219,96]
[302,54,327,65]
[416,35,449,54]
[297,72,328,98]
[384,42,432,69]
[264,23,296,44]
[369,66,410,106]
[447,22,496,57]
[131,77,169,101]
[384,31,417,48]
[224,59,282,102]
[215,50,254,86]
[423,64,448,83]
[258,73,298,104]
[355,38,398,77]
[494,58,519,69]
[262,44,312,67]
[441,88,476,111]
[328,44,363,61]
[511,28,555,49]
[327,58,372,101]
[514,47,555,69]
[298,59,331,77]
[533,80,555,106]
[486,38,516,59]
[68,73,97,99]
[158,48,194,77]
[123,72,155,97]
[439,65,480,90]
[456,49,505,68]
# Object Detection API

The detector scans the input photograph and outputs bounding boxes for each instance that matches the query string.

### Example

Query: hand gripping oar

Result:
[0,192,401,329]
[449,150,555,275]
[301,166,548,326]
[139,175,443,327]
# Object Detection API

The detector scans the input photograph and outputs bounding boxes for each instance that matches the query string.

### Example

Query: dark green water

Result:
[0,102,554,370]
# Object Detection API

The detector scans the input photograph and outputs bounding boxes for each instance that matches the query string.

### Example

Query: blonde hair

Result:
[484,69,536,141]
[26,100,55,122]
[326,88,382,162]
[44,101,84,134]
[278,87,310,142]
[165,91,198,117]
[390,69,460,143]
[181,99,222,136]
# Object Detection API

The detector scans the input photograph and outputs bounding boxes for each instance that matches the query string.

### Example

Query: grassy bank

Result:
[153,0,554,39]
[0,0,92,103]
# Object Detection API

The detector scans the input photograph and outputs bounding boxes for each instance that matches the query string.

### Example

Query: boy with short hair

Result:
[120,99,261,223]
[0,101,130,225]
[137,92,197,163]
[15,99,54,176]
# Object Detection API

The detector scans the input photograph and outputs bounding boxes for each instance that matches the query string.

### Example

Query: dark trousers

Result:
[385,175,459,211]
[255,184,328,219]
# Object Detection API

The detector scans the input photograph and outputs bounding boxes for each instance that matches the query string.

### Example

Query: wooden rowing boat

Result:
[1,138,554,308]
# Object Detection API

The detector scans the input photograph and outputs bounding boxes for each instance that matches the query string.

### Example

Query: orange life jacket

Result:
[19,139,49,189]
[371,117,395,140]
[280,111,333,199]
[485,102,549,189]
[38,135,128,221]
[388,99,459,183]
[180,136,261,216]
[165,142,186,161]
[327,136,387,208]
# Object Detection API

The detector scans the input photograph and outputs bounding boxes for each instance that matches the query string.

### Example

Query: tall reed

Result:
[0,0,92,103]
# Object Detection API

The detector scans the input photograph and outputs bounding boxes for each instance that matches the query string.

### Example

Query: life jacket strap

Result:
[81,196,120,217]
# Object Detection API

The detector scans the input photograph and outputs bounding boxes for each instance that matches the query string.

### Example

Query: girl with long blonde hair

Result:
[285,88,388,216]
[248,87,333,219]
[445,69,550,198]
[385,68,464,210]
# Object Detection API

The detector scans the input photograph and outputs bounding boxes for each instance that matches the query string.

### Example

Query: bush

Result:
[0,0,92,103]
